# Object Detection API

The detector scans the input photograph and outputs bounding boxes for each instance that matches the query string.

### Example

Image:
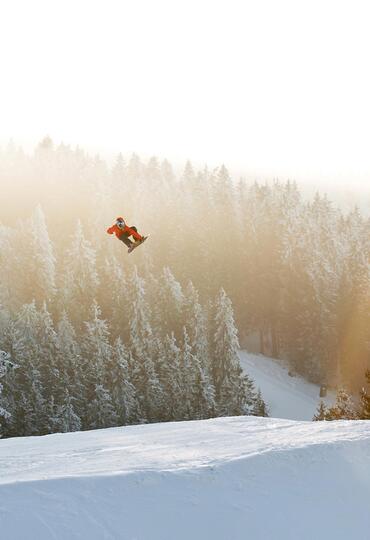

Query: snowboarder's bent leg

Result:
[118,233,133,247]
[128,225,143,242]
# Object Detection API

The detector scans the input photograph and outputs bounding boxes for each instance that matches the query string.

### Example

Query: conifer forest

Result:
[0,138,369,436]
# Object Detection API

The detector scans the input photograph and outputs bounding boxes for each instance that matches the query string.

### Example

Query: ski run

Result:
[1,414,370,540]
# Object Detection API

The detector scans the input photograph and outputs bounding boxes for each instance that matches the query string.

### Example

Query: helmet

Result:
[116,217,125,229]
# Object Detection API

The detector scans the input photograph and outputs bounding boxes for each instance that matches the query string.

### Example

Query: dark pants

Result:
[118,226,138,247]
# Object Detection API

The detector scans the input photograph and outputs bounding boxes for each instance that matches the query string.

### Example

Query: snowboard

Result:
[128,235,149,254]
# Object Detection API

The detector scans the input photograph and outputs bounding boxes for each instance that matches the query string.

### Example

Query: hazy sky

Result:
[1,0,370,185]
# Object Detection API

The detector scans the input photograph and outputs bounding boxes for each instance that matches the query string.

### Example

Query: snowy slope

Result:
[1,416,370,540]
[239,351,336,420]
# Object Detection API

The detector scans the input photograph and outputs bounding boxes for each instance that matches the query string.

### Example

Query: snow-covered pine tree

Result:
[332,388,358,420]
[192,361,216,419]
[52,388,82,433]
[88,384,119,429]
[110,338,141,425]
[252,388,269,417]
[183,281,210,364]
[304,193,342,384]
[0,351,12,435]
[89,168,114,253]
[123,153,144,209]
[212,288,252,416]
[140,353,165,423]
[0,303,10,341]
[180,328,197,420]
[56,311,84,419]
[111,152,126,188]
[157,267,184,339]
[142,337,166,423]
[127,267,165,421]
[61,220,100,326]
[175,162,199,273]
[128,267,153,362]
[159,333,184,420]
[243,371,259,416]
[313,400,328,421]
[82,301,117,429]
[145,156,163,192]
[336,208,370,385]
[144,272,162,337]
[318,388,357,420]
[9,302,49,435]
[0,225,18,311]
[358,370,370,419]
[100,256,130,341]
[38,303,60,402]
[0,337,18,437]
[29,205,56,302]
[183,281,216,414]
[161,158,175,193]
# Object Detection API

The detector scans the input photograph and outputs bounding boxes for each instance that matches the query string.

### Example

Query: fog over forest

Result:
[0,137,369,436]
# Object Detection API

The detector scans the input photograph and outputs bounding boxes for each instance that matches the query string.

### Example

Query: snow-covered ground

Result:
[240,351,336,420]
[1,416,370,540]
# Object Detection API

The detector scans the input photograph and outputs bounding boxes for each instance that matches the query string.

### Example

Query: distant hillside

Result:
[240,351,336,420]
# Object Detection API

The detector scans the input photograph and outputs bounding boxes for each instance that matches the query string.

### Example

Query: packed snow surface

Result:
[239,351,336,420]
[1,416,370,540]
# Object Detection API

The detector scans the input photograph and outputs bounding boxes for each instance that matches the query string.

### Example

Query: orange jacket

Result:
[107,222,142,241]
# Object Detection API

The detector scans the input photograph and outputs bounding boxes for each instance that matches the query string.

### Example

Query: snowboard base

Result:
[128,235,149,254]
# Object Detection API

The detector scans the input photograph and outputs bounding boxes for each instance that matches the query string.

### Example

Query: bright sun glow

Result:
[1,0,370,183]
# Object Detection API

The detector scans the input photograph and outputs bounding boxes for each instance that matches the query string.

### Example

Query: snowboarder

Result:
[107,217,147,253]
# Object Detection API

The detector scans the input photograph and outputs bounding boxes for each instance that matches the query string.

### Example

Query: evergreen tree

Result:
[100,256,130,340]
[29,205,56,302]
[128,267,153,362]
[358,370,370,419]
[252,388,269,417]
[127,268,164,421]
[109,338,141,425]
[9,302,48,435]
[156,267,184,338]
[141,350,165,422]
[82,301,115,428]
[330,388,357,420]
[183,281,211,367]
[53,389,82,433]
[212,288,251,416]
[186,286,216,413]
[0,225,19,311]
[61,220,99,326]
[0,351,12,434]
[181,328,197,419]
[87,384,118,429]
[316,388,357,420]
[190,352,216,419]
[38,303,60,402]
[313,400,328,421]
[56,311,84,418]
[160,333,184,420]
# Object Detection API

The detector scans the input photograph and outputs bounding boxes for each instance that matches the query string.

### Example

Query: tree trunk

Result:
[259,328,264,355]
[271,324,279,358]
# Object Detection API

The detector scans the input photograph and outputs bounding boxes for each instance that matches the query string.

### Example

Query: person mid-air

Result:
[107,217,148,253]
